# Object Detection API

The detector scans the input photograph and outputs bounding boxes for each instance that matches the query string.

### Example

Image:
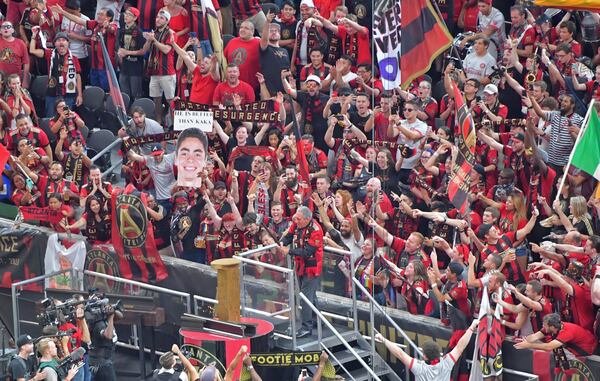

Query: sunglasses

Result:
[1,25,13,29]
[404,108,415,112]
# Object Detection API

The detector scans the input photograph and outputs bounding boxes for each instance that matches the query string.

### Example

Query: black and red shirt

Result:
[146,27,175,76]
[231,0,261,20]
[86,20,118,70]
[545,322,597,356]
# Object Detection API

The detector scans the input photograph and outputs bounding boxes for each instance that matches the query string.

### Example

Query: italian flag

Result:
[572,107,600,180]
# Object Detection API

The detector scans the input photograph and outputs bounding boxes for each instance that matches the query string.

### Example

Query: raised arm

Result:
[171,38,197,72]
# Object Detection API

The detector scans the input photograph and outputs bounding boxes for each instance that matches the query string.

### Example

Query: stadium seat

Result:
[99,110,125,136]
[432,79,446,104]
[130,97,156,119]
[78,86,106,129]
[222,34,234,49]
[30,75,48,117]
[38,117,55,144]
[87,129,117,172]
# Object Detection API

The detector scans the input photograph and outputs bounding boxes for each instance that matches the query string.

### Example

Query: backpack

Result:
[4,355,30,381]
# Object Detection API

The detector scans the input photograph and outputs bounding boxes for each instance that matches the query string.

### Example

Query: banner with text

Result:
[175,100,280,123]
[0,227,46,291]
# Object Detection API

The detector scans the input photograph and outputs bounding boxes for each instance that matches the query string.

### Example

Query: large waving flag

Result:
[447,81,476,215]
[99,33,127,128]
[288,95,311,190]
[470,286,504,380]
[571,107,600,180]
[373,0,452,90]
[535,0,600,11]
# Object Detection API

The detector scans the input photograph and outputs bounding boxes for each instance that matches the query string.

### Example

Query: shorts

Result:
[149,74,176,99]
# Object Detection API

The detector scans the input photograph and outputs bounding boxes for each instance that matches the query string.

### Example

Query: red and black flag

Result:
[111,184,168,283]
[288,95,311,191]
[99,33,128,128]
[447,81,476,215]
[374,0,452,90]
[470,286,504,379]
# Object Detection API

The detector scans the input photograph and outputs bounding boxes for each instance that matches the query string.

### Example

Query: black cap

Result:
[214,181,226,190]
[65,0,80,10]
[535,14,550,25]
[16,334,33,348]
[54,32,69,42]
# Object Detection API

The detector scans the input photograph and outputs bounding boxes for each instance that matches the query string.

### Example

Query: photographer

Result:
[8,335,43,381]
[37,338,80,381]
[55,297,91,381]
[86,297,122,381]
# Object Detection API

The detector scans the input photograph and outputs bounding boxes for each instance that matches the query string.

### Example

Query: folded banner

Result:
[175,100,280,123]
[249,352,322,367]
[228,145,281,171]
[0,227,46,291]
[19,206,64,224]
[122,131,181,151]
[111,184,168,283]
[44,233,86,289]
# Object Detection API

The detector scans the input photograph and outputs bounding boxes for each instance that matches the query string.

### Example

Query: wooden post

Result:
[211,258,241,322]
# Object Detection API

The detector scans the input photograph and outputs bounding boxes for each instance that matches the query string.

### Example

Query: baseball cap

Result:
[483,84,498,95]
[151,144,164,156]
[54,32,69,42]
[214,181,226,190]
[535,14,550,25]
[512,132,525,142]
[300,0,315,7]
[158,9,171,23]
[127,7,140,19]
[305,74,321,86]
[16,334,33,348]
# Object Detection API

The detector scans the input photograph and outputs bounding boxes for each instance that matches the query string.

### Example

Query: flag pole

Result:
[554,99,595,203]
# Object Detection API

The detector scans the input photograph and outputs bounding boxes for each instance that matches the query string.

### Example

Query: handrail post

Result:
[239,261,246,317]
[369,295,375,381]
[299,292,381,381]
[320,343,357,381]
[352,277,423,358]
[12,284,20,338]
[349,253,357,332]
[288,270,297,349]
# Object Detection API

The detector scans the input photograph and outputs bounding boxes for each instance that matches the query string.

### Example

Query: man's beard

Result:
[286,179,297,188]
[341,230,352,239]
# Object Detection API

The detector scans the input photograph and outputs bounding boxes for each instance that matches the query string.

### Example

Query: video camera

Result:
[36,297,83,328]
[57,347,86,379]
[84,290,123,324]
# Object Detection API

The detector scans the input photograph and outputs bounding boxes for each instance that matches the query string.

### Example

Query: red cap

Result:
[128,7,140,18]
[222,213,236,223]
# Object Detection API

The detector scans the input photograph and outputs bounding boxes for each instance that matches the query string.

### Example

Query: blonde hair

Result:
[509,191,527,230]
[335,190,353,217]
[570,196,591,219]
[37,338,54,356]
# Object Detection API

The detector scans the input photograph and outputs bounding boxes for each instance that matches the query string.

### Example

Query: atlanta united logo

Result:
[86,247,122,293]
[181,344,226,375]
[554,360,596,381]
[116,193,147,247]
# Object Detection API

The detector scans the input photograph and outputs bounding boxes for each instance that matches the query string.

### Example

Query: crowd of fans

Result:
[1,0,600,377]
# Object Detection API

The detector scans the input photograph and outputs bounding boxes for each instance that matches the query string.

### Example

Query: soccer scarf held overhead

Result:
[110,184,168,282]
[49,49,77,94]
[294,20,322,66]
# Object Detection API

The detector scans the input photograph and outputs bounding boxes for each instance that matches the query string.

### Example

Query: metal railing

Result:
[234,249,297,348]
[11,268,192,337]
[11,269,73,337]
[320,343,356,381]
[90,137,122,163]
[299,292,381,381]
[323,246,357,329]
[352,277,424,358]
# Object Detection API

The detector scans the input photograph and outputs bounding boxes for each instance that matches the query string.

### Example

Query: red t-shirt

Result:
[6,127,50,153]
[0,38,30,77]
[223,37,261,90]
[562,280,594,332]
[548,322,598,356]
[190,66,218,104]
[86,20,118,70]
[338,25,371,66]
[212,80,255,106]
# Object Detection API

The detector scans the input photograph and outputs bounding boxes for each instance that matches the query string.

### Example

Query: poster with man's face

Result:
[175,128,207,188]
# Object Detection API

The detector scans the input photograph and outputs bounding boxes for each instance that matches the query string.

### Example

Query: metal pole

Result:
[288,271,297,349]
[320,343,356,381]
[11,284,20,338]
[352,278,423,358]
[369,296,375,381]
[240,261,246,317]
[299,292,382,381]
[234,255,294,273]
[235,244,278,257]
[350,254,357,332]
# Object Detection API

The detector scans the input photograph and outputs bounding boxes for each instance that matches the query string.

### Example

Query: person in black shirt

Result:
[9,335,43,381]
[259,11,290,96]
[117,7,145,100]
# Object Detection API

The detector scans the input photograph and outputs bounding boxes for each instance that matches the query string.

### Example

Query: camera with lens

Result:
[445,56,463,70]
[84,295,123,324]
[36,297,79,328]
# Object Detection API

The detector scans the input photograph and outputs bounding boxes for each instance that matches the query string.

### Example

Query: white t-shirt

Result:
[60,14,91,58]
[144,153,176,201]
[478,8,506,50]
[95,0,125,22]
[462,52,496,81]
[396,119,428,170]
[410,353,457,381]
[326,72,359,95]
